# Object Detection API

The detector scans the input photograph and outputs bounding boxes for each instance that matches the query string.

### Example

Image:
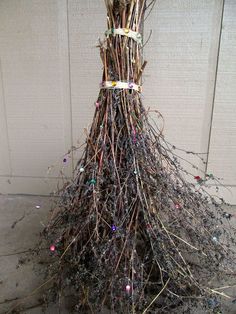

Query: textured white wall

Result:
[0,0,235,202]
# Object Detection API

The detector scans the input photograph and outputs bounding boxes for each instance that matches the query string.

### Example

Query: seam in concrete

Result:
[0,58,12,176]
[0,174,70,179]
[204,0,225,176]
[66,0,74,172]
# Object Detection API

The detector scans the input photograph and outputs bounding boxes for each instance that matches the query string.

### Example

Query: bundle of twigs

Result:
[44,1,235,313]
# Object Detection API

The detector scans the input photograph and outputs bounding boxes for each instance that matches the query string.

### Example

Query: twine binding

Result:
[100,81,142,93]
[105,28,142,45]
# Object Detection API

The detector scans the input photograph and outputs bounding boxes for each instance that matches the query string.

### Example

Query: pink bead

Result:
[50,245,56,252]
[175,204,181,209]
[126,284,131,292]
[95,102,100,108]
[132,128,137,143]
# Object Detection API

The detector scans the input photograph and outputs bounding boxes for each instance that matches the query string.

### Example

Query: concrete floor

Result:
[0,195,235,314]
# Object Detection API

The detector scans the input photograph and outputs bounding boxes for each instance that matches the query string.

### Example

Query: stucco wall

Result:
[0,0,235,203]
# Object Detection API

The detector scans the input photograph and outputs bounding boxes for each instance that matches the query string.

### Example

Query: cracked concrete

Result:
[0,195,235,314]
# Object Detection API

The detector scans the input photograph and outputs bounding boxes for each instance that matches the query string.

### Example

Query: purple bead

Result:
[128,82,134,89]
[111,225,117,232]
[63,158,67,163]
